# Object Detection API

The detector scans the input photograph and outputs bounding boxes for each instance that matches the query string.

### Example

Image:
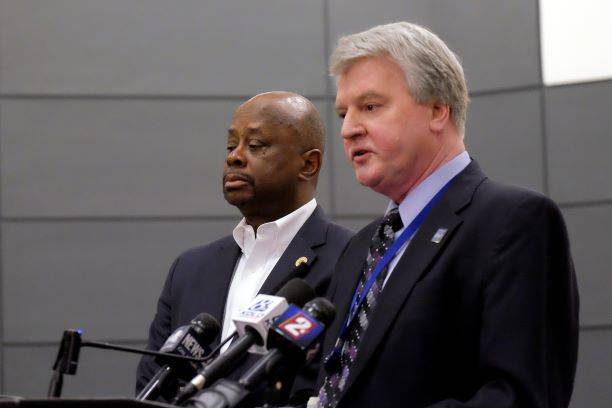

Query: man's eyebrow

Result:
[227,126,263,135]
[335,91,385,111]
[357,91,385,101]
[246,125,262,134]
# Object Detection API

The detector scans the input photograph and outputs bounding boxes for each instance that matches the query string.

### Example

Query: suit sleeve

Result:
[135,256,180,394]
[427,195,579,407]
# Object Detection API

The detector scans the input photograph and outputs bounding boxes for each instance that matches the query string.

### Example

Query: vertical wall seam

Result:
[535,0,550,196]
[322,0,337,216]
[0,21,5,389]
[0,99,5,393]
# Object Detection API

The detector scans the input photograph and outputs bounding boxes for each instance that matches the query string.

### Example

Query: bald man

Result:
[136,92,353,403]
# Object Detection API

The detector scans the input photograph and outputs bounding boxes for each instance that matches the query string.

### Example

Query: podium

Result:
[0,397,174,408]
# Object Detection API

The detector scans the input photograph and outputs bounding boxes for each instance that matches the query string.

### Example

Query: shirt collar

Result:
[232,198,318,257]
[386,151,471,229]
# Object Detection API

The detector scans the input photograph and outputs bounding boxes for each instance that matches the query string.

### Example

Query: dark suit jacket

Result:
[136,206,353,400]
[319,161,579,408]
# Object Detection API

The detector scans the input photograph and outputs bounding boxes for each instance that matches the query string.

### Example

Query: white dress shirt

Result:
[220,198,318,351]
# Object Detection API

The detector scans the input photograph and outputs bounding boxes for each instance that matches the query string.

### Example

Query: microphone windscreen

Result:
[190,313,221,344]
[303,297,336,327]
[275,278,315,307]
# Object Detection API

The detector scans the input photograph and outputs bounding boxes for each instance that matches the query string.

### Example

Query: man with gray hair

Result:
[312,22,578,407]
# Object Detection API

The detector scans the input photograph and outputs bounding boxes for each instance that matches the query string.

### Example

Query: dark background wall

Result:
[0,1,610,406]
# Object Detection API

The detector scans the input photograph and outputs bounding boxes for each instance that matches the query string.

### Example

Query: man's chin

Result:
[357,174,398,200]
[223,190,254,208]
[355,171,383,190]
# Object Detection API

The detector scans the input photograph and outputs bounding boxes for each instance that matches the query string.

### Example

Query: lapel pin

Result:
[295,256,309,267]
[431,228,448,244]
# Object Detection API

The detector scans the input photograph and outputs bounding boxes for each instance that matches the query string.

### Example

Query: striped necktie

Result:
[318,208,403,408]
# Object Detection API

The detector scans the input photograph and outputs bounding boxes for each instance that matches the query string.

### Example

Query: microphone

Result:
[49,329,83,397]
[172,278,315,405]
[239,297,335,391]
[183,297,335,408]
[137,313,220,401]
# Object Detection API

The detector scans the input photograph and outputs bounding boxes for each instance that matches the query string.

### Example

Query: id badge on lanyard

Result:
[324,177,455,370]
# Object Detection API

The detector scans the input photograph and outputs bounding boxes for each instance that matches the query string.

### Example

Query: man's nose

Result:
[340,110,365,140]
[226,144,246,167]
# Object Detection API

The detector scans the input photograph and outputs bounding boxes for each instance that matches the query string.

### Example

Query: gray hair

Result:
[330,22,469,135]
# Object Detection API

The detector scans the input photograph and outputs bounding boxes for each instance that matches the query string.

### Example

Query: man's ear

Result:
[299,149,322,181]
[429,102,451,133]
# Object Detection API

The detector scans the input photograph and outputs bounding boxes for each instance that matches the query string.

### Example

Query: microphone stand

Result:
[82,340,208,363]
[47,330,214,398]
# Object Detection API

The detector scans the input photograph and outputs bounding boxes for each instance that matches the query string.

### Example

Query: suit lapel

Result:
[323,222,379,354]
[259,235,317,295]
[341,161,487,394]
[211,238,241,322]
[259,206,327,295]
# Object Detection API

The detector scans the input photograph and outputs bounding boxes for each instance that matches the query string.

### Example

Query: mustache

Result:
[223,172,254,184]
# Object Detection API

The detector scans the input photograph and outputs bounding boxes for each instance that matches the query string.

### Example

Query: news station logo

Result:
[239,298,274,319]
[278,311,317,340]
[179,333,206,359]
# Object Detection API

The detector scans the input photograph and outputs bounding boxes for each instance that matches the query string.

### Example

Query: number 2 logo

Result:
[282,315,313,338]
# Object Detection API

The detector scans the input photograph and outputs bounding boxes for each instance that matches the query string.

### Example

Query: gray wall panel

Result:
[546,81,612,203]
[328,0,540,92]
[466,90,544,192]
[570,330,612,408]
[328,0,432,45]
[562,205,612,326]
[0,99,239,217]
[429,0,540,92]
[0,0,326,95]
[0,99,332,218]
[2,219,238,342]
[3,343,146,397]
